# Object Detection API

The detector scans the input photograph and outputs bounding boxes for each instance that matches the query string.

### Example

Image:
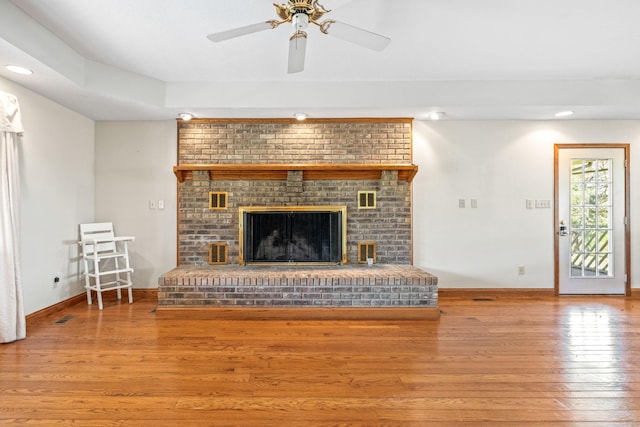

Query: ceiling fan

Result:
[206,0,391,73]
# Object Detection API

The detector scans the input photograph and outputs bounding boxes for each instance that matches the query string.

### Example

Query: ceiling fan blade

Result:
[288,31,307,74]
[321,20,390,51]
[207,21,275,42]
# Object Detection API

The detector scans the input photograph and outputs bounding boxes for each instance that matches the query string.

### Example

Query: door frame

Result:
[554,143,631,296]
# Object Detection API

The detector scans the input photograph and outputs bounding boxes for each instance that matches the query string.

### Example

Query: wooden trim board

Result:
[156,306,441,321]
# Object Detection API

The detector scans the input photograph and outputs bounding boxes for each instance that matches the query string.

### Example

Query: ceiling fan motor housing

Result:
[292,13,309,30]
[282,0,330,25]
[289,0,317,14]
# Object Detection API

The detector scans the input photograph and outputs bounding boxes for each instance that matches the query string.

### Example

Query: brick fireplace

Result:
[158,118,438,316]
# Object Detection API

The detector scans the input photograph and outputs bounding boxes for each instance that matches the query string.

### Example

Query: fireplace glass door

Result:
[243,211,343,264]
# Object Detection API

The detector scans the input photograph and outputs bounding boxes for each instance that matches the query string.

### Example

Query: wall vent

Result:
[358,242,376,264]
[357,191,376,209]
[209,243,228,265]
[209,192,228,210]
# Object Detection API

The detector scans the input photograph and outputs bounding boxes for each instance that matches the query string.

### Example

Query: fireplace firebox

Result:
[239,206,347,265]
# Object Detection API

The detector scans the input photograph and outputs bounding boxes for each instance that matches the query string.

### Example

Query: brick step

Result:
[158,265,437,308]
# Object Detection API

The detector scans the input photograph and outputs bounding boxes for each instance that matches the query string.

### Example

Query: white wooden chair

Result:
[79,222,135,310]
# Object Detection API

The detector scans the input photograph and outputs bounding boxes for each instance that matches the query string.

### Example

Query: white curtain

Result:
[0,91,25,343]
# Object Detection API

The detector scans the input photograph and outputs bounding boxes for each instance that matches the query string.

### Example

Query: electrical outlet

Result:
[149,200,156,209]
[518,265,525,276]
[525,199,533,209]
[458,199,465,208]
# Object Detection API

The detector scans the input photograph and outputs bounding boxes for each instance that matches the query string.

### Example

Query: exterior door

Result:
[556,145,629,295]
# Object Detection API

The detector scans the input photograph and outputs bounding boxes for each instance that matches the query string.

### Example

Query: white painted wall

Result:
[94,121,177,288]
[0,76,95,315]
[93,119,640,293]
[413,120,640,290]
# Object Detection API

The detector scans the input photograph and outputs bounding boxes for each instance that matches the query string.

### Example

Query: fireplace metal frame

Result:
[238,205,347,265]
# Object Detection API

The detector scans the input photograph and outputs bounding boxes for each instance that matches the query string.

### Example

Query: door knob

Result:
[559,220,568,236]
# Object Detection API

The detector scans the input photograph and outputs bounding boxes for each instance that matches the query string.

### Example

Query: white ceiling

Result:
[2,0,640,121]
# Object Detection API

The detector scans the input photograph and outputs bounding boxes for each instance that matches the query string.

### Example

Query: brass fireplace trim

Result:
[238,205,348,265]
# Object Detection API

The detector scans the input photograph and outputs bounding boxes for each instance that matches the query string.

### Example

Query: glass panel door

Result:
[558,148,625,295]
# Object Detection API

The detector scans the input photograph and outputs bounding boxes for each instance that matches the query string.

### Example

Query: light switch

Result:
[149,200,156,210]
[535,199,551,209]
[158,200,165,210]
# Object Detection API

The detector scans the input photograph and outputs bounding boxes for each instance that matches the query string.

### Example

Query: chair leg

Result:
[85,277,93,306]
[114,257,122,300]
[83,258,93,306]
[96,291,104,310]
[95,262,103,310]
[126,270,133,304]
[94,258,104,310]
[95,274,104,310]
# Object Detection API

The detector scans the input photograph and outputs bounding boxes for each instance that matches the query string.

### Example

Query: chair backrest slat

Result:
[80,222,116,254]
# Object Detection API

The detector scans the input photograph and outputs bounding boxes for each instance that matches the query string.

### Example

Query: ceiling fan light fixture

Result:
[555,110,574,118]
[292,12,309,30]
[178,113,193,121]
[6,65,33,75]
[294,113,308,121]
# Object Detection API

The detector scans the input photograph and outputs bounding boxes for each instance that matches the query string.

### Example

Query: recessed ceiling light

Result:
[5,65,33,75]
[554,110,574,118]
[428,112,445,121]
[178,113,193,121]
[294,113,307,121]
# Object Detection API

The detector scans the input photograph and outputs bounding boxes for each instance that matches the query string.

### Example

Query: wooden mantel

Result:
[173,164,419,183]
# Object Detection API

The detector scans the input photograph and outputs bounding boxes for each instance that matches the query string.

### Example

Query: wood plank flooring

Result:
[1,291,639,426]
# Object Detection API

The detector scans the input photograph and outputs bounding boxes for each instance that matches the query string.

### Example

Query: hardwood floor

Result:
[1,291,639,426]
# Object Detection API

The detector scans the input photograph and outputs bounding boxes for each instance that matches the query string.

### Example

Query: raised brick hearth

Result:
[159,264,437,306]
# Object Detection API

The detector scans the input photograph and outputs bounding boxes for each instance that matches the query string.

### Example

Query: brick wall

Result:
[178,120,412,164]
[177,118,414,266]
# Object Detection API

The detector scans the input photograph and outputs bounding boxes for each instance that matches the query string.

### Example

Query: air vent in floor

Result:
[54,315,77,324]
